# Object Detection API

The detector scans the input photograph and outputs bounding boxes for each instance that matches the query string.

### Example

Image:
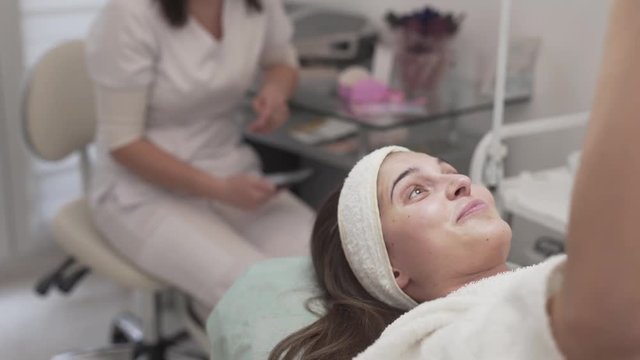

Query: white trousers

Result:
[91,190,314,308]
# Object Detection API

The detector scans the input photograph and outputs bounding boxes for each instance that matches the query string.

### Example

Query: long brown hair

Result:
[155,0,262,27]
[269,187,405,360]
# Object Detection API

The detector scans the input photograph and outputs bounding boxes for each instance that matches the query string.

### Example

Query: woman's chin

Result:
[461,214,511,236]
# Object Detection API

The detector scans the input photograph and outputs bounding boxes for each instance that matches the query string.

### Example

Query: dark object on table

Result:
[385,6,463,38]
[285,2,378,68]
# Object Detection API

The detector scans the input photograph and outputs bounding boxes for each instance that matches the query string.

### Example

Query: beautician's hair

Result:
[269,188,405,360]
[155,0,262,27]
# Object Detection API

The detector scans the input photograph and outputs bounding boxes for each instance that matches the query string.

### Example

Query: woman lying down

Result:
[270,2,640,359]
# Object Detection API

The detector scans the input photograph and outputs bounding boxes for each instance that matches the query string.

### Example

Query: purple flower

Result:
[385,6,463,38]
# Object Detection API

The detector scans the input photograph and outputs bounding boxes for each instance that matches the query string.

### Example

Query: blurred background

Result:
[0,0,611,358]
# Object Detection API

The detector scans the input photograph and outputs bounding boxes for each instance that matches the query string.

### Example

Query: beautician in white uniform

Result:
[85,0,314,308]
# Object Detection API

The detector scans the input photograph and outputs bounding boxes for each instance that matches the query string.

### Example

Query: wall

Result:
[290,0,612,253]
[292,0,612,124]
[0,68,11,263]
[6,0,614,257]
[20,0,612,130]
[0,0,30,261]
[507,0,611,122]
[0,0,106,260]
[21,0,106,66]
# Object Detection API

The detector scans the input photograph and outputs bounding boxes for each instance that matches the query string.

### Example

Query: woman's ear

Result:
[393,268,410,289]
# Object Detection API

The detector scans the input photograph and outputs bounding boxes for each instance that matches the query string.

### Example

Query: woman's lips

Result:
[457,199,488,223]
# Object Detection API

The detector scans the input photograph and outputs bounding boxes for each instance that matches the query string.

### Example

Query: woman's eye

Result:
[409,187,426,200]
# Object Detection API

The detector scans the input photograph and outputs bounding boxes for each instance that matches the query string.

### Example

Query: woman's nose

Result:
[446,174,471,200]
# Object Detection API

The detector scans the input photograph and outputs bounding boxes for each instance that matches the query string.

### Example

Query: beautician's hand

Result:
[248,86,289,134]
[215,174,276,211]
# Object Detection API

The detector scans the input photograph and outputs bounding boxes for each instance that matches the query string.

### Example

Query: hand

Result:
[215,174,277,211]
[247,86,290,134]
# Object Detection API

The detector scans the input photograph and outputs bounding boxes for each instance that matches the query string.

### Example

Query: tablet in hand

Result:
[264,168,314,188]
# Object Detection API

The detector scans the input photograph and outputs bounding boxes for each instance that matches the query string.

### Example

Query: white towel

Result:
[355,255,567,360]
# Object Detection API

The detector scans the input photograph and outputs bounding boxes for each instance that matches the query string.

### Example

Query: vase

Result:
[393,29,454,99]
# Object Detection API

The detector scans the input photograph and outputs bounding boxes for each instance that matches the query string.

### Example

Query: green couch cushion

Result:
[207,257,321,359]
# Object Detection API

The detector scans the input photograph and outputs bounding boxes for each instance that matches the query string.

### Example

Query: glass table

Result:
[243,75,530,172]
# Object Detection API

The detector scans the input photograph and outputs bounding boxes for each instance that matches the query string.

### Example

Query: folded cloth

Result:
[355,255,567,360]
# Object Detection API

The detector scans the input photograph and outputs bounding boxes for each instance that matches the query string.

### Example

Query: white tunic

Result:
[86,0,297,207]
[84,0,314,308]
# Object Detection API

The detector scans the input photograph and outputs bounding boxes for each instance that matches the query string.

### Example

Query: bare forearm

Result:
[553,1,640,358]
[110,139,223,198]
[261,64,298,99]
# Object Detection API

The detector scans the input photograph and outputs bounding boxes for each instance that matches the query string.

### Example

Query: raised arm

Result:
[551,1,640,358]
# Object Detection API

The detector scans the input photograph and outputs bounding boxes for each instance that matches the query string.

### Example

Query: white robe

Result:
[356,255,566,360]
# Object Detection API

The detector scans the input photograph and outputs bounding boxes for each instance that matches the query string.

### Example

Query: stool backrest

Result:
[23,40,95,161]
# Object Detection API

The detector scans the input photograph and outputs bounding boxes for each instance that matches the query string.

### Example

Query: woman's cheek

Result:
[473,185,496,206]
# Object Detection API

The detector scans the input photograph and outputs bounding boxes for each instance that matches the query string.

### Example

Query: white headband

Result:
[337,146,419,310]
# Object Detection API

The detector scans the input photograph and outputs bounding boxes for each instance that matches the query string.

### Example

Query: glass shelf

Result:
[288,75,530,130]
[243,75,530,171]
[244,106,484,172]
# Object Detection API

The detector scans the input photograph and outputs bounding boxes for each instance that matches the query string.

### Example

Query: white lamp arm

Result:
[486,0,512,188]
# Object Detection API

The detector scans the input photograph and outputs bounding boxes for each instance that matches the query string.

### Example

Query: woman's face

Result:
[377,151,512,302]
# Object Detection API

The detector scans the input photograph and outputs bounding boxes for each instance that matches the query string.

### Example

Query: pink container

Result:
[339,79,390,104]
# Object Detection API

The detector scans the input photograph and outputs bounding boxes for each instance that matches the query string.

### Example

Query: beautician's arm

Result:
[551,1,640,359]
[111,140,275,210]
[262,63,298,99]
[247,64,298,134]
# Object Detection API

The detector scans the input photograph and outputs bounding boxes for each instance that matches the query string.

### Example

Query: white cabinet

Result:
[21,0,106,66]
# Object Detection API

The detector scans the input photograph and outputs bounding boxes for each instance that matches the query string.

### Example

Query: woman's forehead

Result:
[382,152,439,173]
[377,152,440,200]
